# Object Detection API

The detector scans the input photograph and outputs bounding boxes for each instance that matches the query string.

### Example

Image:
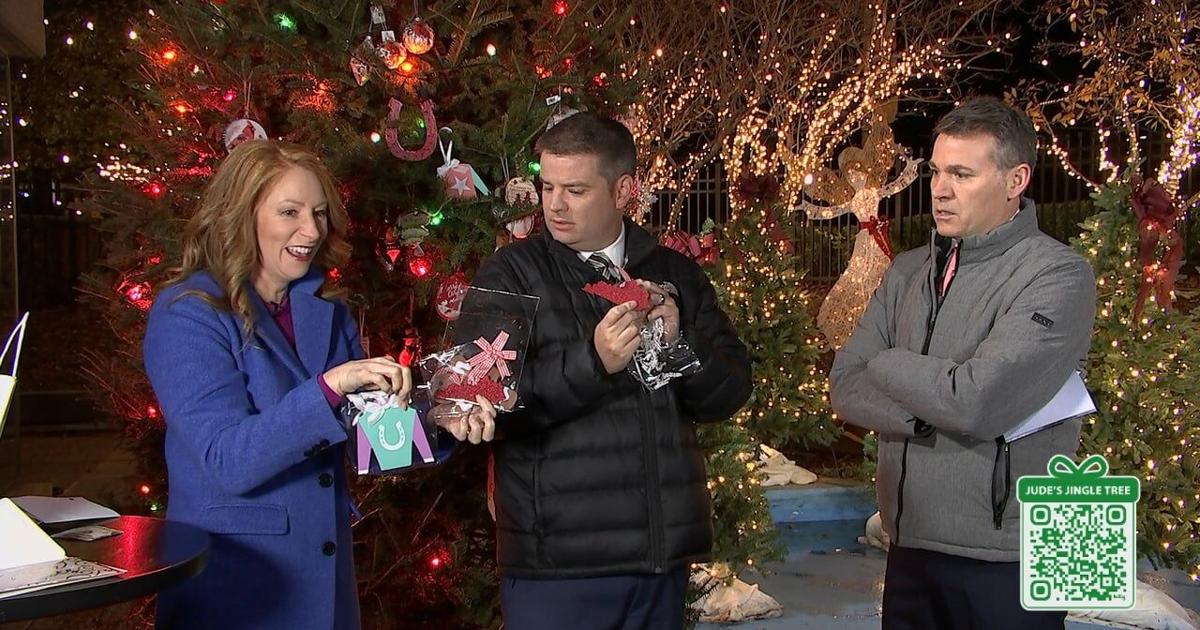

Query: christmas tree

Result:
[708,189,837,452]
[63,1,781,624]
[700,421,785,574]
[1073,175,1200,579]
[9,1,149,176]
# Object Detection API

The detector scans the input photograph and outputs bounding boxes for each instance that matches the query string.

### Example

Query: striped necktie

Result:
[587,253,622,283]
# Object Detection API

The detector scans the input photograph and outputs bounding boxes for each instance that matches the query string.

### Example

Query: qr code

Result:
[1021,503,1136,609]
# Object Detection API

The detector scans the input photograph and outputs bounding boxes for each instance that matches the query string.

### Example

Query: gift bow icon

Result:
[1047,454,1108,480]
[467,331,516,384]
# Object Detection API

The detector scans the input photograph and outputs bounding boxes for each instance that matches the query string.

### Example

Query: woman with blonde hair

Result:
[144,140,495,629]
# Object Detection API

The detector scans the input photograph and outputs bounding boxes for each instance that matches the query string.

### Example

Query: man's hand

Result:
[432,395,498,444]
[594,301,642,374]
[638,281,680,344]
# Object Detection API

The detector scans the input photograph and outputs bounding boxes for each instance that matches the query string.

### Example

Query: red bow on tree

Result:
[732,173,781,207]
[861,216,895,260]
[1128,175,1183,321]
[661,229,718,265]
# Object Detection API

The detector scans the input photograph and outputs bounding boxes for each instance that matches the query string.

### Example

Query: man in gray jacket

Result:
[830,97,1096,629]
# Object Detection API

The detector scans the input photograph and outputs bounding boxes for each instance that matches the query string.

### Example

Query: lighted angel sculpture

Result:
[797,116,921,349]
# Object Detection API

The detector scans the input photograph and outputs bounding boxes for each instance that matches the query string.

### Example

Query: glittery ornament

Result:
[402,18,435,55]
[378,41,407,69]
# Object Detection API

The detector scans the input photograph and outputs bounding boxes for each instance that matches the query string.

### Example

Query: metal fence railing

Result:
[651,130,1198,282]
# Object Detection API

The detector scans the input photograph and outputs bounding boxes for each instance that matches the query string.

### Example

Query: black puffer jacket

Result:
[470,219,752,578]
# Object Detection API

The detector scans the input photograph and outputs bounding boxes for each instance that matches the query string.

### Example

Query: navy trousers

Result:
[882,545,1066,630]
[501,567,690,630]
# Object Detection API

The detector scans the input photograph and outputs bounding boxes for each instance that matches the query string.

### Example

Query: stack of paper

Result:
[0,498,124,599]
[10,496,119,525]
[1004,372,1097,442]
[0,498,64,572]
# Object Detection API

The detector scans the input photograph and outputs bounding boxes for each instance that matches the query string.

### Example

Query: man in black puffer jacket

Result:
[470,112,752,630]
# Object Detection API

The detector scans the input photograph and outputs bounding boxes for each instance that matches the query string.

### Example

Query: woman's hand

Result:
[432,395,498,444]
[323,357,412,407]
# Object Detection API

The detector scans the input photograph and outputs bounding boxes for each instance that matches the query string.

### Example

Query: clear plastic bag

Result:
[419,287,539,416]
[627,315,702,391]
[342,288,538,476]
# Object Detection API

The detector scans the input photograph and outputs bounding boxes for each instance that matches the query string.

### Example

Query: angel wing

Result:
[880,155,923,197]
[796,197,854,221]
[802,166,855,206]
[860,123,898,188]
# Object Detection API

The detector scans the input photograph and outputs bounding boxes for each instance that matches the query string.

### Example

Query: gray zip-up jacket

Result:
[830,200,1096,561]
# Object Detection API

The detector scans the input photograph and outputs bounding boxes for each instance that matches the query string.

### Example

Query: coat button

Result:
[319,438,330,448]
[322,541,337,556]
[319,473,333,487]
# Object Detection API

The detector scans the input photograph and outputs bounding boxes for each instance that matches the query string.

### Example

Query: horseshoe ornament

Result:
[385,99,438,161]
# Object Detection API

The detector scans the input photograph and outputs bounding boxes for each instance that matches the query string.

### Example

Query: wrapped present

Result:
[437,139,489,200]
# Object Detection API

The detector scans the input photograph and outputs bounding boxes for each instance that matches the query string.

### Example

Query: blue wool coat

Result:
[143,269,363,629]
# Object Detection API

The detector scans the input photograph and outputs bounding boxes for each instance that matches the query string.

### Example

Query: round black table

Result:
[0,515,210,623]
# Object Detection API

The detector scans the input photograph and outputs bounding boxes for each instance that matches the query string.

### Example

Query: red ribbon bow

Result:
[1129,176,1183,321]
[860,215,895,261]
[661,230,700,257]
[661,230,719,265]
[467,331,517,383]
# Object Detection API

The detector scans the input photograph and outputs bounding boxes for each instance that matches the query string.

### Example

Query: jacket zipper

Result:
[992,439,1012,529]
[895,243,949,545]
[894,439,911,544]
[640,387,665,573]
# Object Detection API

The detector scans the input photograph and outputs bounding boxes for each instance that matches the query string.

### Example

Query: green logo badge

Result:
[1018,454,1140,610]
